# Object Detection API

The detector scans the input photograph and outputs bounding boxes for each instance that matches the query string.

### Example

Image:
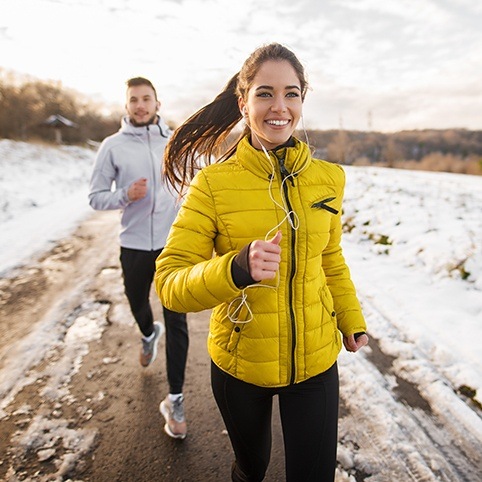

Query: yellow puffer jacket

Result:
[155,136,366,387]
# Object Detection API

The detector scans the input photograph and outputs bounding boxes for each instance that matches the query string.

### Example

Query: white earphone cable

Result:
[227,127,308,324]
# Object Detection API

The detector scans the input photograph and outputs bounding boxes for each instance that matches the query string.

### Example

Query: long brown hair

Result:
[164,43,308,193]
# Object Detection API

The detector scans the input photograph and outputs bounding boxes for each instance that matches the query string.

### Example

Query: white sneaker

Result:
[160,395,187,439]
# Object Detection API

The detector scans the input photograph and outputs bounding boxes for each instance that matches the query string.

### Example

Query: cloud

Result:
[1,0,481,131]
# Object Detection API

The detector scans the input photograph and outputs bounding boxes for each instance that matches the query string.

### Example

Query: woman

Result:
[155,43,368,481]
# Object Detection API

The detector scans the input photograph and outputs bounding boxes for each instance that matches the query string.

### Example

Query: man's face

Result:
[126,84,160,126]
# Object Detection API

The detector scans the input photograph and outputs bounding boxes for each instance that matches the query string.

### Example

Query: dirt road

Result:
[0,211,285,481]
[1,211,481,481]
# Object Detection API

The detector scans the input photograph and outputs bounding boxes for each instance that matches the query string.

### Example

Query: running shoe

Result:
[160,395,187,439]
[139,321,163,367]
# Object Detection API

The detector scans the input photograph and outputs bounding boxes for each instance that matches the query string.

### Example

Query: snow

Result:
[0,139,481,479]
[0,139,95,275]
[341,166,482,397]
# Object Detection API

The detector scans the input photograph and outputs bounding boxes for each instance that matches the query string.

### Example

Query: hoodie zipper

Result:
[146,125,156,251]
[277,152,297,385]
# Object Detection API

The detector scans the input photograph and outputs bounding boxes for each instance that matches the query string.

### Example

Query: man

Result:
[89,77,188,439]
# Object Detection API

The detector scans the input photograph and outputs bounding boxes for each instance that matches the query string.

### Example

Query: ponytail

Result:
[164,73,247,193]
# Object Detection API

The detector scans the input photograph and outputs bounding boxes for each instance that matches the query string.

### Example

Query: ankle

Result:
[168,393,183,402]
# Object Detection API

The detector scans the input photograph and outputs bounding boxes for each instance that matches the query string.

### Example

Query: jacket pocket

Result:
[227,324,243,353]
[319,285,339,346]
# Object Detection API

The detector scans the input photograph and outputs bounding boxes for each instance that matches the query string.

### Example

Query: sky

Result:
[1,139,481,479]
[1,0,482,132]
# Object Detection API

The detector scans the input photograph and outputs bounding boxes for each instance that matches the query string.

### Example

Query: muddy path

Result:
[0,211,480,481]
[0,211,285,481]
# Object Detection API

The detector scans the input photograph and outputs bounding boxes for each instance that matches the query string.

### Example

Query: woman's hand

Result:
[248,231,282,282]
[343,333,369,353]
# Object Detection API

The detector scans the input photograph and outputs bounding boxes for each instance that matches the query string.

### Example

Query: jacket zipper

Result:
[146,125,156,250]
[278,154,297,385]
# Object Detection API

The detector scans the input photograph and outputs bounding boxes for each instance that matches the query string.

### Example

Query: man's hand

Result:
[127,177,148,201]
[249,231,282,282]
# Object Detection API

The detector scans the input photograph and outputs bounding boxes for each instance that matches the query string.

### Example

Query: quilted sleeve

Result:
[154,170,241,313]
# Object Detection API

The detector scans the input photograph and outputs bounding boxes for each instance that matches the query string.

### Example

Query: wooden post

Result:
[55,127,62,144]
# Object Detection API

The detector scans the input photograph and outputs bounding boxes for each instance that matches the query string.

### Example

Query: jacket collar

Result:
[235,135,312,180]
[119,115,171,139]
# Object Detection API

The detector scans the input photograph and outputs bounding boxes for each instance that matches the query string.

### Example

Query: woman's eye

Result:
[257,92,271,97]
[287,92,300,98]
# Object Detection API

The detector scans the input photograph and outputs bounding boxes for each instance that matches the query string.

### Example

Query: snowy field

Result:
[0,139,95,275]
[342,164,482,394]
[338,165,482,480]
[0,139,481,480]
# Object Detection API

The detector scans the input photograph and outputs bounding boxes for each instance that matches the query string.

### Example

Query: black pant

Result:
[211,361,339,482]
[120,247,189,394]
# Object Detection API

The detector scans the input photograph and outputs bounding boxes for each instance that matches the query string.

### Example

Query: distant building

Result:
[44,114,78,144]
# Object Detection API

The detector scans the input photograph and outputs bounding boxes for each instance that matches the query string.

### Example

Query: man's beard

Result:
[130,113,157,127]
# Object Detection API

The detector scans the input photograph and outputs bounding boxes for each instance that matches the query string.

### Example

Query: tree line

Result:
[0,69,122,144]
[305,129,482,175]
[1,70,481,175]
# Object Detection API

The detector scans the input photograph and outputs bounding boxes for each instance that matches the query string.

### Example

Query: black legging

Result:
[211,361,339,482]
[120,247,189,394]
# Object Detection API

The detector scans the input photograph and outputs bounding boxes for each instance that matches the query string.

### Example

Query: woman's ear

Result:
[238,98,247,117]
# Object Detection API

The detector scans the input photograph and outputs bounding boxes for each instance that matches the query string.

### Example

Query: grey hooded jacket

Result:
[88,115,179,251]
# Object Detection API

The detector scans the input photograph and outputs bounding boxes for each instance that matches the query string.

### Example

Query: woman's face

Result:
[240,60,303,151]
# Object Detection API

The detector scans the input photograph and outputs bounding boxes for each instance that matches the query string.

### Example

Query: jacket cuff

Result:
[122,187,131,205]
[231,244,257,288]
